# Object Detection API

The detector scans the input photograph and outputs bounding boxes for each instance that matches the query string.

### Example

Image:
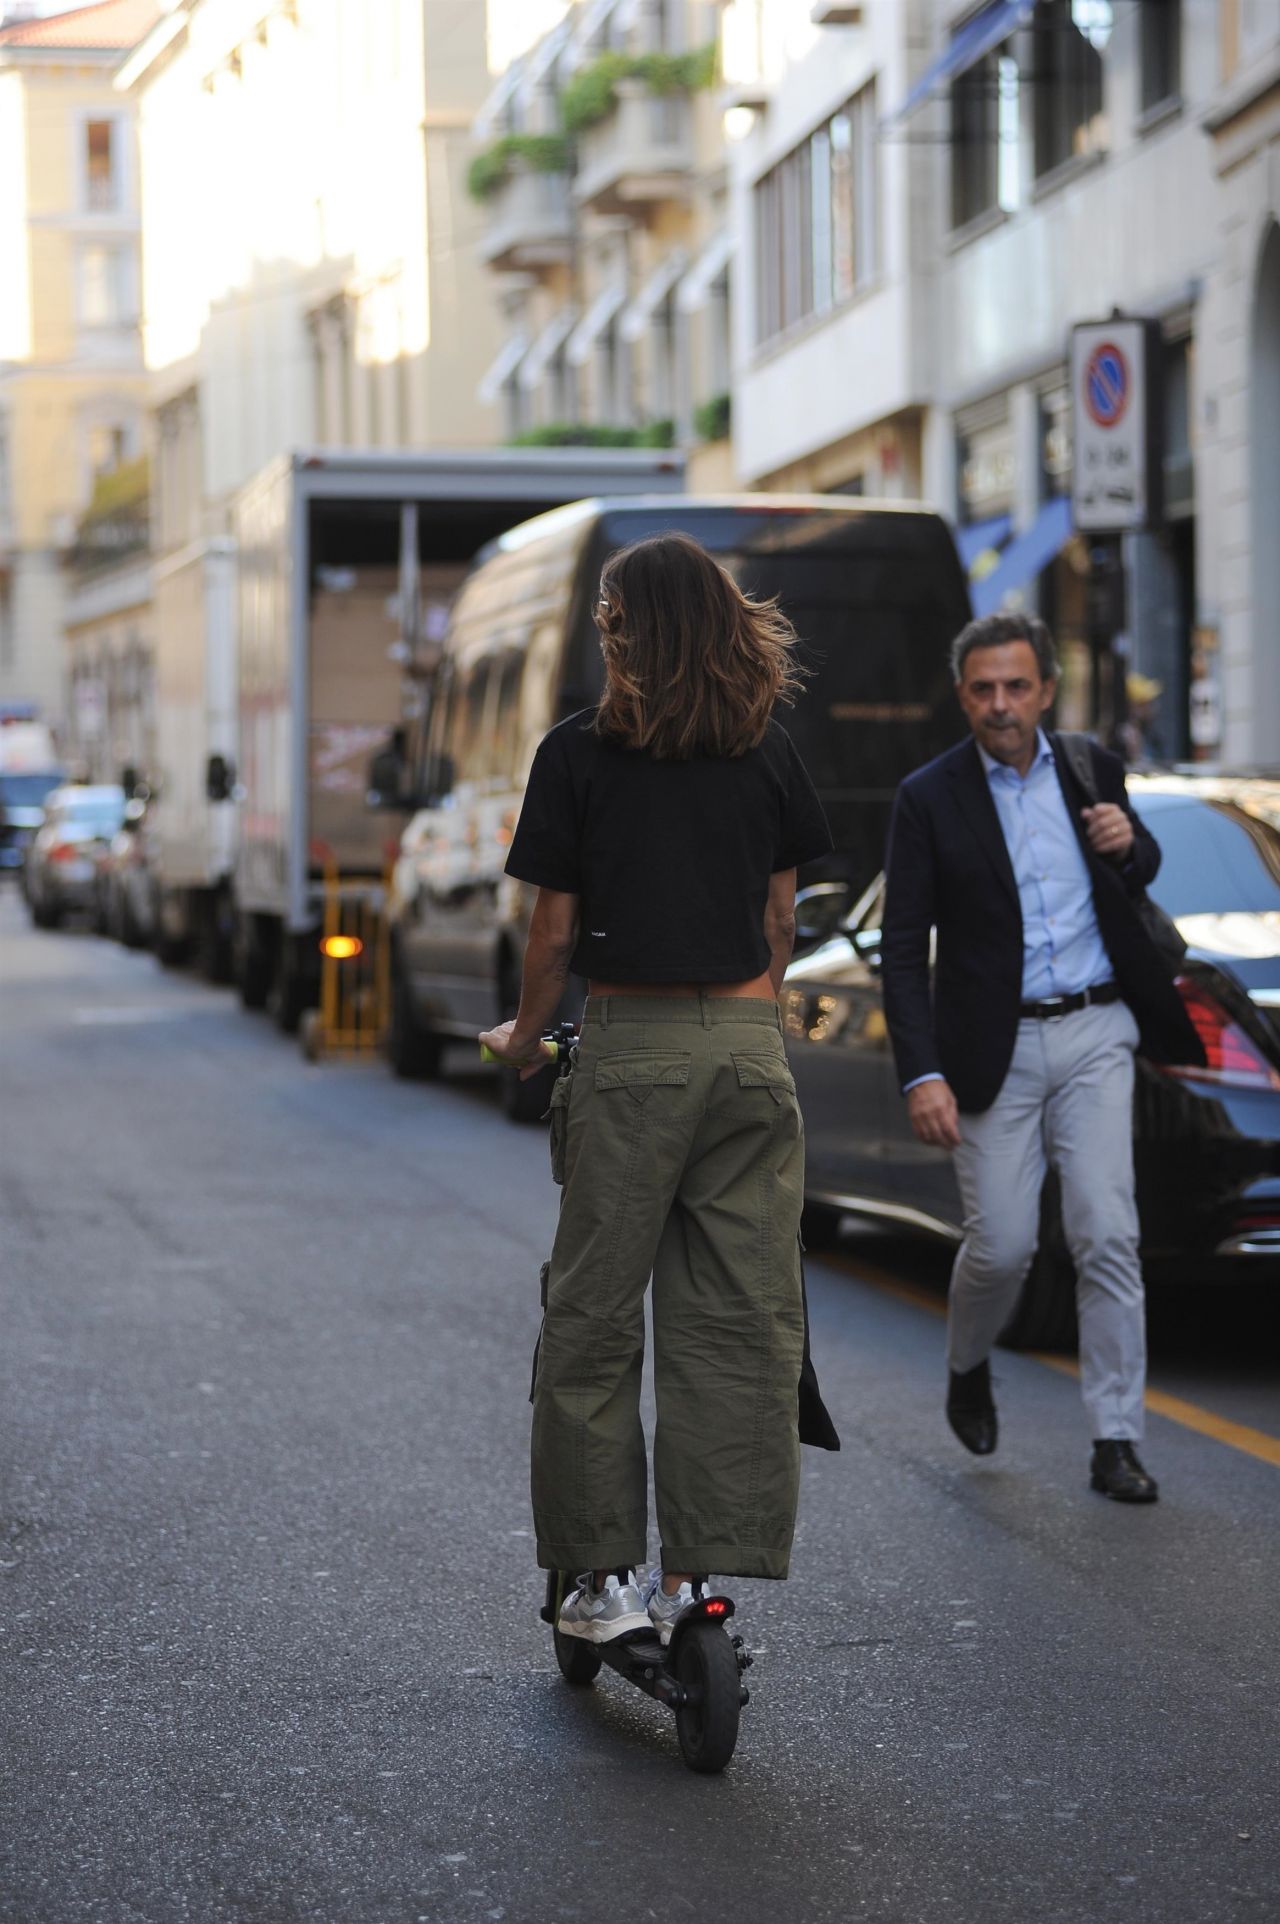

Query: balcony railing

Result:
[573,81,694,214]
[480,168,573,274]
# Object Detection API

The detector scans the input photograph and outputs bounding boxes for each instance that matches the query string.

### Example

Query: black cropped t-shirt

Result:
[505,709,832,984]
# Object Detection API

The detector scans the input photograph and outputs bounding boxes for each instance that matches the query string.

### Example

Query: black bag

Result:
[1056,732,1187,975]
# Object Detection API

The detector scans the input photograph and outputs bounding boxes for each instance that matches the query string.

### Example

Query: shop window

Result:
[84,119,121,212]
[1032,1,1109,181]
[1039,385,1073,498]
[956,409,1015,527]
[1139,0,1180,113]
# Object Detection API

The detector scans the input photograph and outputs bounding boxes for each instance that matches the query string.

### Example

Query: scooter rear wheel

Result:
[553,1629,602,1687]
[674,1621,741,1773]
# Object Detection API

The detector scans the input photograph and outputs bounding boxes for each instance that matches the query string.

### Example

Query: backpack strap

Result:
[1056,730,1100,806]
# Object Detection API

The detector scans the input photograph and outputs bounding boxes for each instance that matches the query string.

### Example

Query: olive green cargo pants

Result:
[531,995,806,1580]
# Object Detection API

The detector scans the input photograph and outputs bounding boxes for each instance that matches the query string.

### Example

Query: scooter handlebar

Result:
[480,1039,559,1066]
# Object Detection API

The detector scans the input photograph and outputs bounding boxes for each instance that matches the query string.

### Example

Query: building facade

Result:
[727,0,1280,764]
[0,0,156,737]
[62,452,154,784]
[470,0,733,489]
[117,0,502,808]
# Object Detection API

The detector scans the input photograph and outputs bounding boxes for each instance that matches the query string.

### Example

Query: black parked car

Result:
[783,772,1280,1349]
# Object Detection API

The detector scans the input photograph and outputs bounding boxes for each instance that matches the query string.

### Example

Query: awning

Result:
[970,494,1073,617]
[676,230,734,314]
[569,0,641,64]
[883,0,1034,128]
[524,16,574,90]
[566,279,628,366]
[519,305,578,391]
[476,330,529,405]
[956,512,1012,572]
[620,250,688,344]
[474,55,527,139]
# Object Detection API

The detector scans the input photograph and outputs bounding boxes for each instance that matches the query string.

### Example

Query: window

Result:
[79,245,132,328]
[1139,0,1180,114]
[753,82,878,348]
[84,119,121,212]
[87,422,129,479]
[1032,1,1109,181]
[650,290,677,421]
[597,318,631,426]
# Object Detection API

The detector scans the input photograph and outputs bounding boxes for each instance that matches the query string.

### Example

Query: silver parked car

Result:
[96,797,156,948]
[25,785,126,929]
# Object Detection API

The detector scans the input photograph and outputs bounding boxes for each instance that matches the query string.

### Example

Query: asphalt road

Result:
[2,891,1278,1924]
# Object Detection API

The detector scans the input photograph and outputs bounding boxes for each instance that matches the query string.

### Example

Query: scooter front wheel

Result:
[674,1621,741,1773]
[553,1628,603,1686]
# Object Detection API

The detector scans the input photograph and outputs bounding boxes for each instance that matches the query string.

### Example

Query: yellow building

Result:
[0,0,157,736]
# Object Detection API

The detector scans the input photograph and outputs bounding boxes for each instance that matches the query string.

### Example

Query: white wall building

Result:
[728,0,1280,763]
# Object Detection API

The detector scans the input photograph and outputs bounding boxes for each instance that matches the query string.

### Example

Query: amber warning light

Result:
[320,935,364,961]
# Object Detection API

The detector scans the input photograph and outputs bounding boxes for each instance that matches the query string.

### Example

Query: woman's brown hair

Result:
[593,532,803,760]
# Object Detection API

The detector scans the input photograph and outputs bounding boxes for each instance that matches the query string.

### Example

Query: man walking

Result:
[881,613,1201,1502]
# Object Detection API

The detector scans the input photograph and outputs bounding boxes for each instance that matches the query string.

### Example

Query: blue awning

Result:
[970,494,1074,617]
[956,513,1012,572]
[883,0,1035,127]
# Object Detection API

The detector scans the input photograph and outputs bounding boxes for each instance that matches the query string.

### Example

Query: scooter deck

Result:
[598,1628,685,1707]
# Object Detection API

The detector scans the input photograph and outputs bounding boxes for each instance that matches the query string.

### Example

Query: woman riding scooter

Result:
[480,531,835,1646]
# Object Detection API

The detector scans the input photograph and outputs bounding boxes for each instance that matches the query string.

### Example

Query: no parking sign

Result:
[1070,318,1163,532]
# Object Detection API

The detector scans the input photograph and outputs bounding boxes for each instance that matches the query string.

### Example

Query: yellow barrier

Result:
[299,851,391,1062]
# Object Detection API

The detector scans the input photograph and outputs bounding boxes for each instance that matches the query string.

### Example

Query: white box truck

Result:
[229,448,683,1028]
[149,535,238,973]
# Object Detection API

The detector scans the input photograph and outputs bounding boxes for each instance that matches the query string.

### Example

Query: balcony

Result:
[480,168,573,275]
[573,81,694,216]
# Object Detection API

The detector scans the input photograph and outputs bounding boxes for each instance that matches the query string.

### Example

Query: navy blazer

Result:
[881,732,1203,1113]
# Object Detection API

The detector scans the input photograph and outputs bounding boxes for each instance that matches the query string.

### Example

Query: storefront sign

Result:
[1070,318,1163,532]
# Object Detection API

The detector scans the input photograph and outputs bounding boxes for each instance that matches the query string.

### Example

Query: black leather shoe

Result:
[1090,1439,1159,1503]
[946,1360,998,1455]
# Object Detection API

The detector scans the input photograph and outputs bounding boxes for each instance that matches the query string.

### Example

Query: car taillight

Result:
[1167,976,1280,1091]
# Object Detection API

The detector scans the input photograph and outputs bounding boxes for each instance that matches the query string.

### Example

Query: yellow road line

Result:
[1033,1351,1280,1469]
[830,1249,1280,1470]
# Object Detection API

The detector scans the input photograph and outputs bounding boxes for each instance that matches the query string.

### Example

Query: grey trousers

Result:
[947,998,1146,1441]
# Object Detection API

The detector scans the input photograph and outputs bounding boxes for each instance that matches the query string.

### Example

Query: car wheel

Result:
[997,1175,1078,1353]
[235,915,272,1011]
[270,934,309,1035]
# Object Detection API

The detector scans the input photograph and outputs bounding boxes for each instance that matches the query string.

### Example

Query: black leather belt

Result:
[1019,981,1122,1020]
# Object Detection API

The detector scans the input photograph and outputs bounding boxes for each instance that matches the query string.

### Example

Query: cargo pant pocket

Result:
[592,1050,692,1097]
[529,1258,551,1404]
[731,1049,797,1104]
[547,1072,573,1185]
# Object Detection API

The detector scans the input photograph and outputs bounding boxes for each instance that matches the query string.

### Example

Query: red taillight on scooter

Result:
[48,842,79,863]
[703,1599,729,1617]
[1167,976,1280,1091]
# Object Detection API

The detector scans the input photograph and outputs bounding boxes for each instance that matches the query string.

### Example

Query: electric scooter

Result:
[482,1022,755,1774]
[542,1570,753,1775]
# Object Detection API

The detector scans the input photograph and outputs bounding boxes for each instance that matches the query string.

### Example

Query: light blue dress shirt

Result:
[978,729,1110,1001]
[904,730,1111,1093]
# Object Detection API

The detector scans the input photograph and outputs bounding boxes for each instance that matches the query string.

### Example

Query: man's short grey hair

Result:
[950,612,1059,684]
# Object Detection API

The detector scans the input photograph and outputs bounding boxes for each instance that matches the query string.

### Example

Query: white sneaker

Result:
[642,1572,706,1646]
[557,1571,649,1644]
